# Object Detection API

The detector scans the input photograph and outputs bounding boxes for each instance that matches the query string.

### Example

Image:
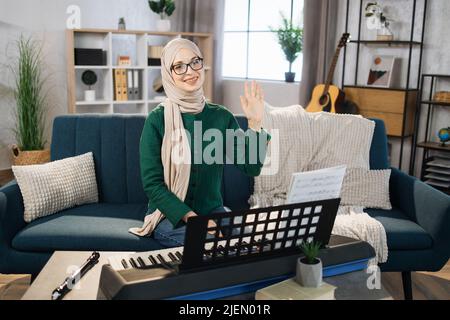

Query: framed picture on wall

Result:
[367,55,397,88]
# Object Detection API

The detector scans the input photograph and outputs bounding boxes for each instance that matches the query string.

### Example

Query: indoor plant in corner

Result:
[9,36,50,166]
[148,0,176,32]
[296,241,323,287]
[271,13,303,82]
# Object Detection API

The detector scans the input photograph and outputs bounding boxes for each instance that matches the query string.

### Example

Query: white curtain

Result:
[299,0,338,106]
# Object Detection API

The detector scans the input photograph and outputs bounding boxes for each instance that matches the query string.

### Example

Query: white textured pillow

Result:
[307,112,375,170]
[12,152,98,222]
[341,168,392,209]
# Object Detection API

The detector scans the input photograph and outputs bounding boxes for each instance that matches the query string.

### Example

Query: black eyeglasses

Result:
[171,57,204,75]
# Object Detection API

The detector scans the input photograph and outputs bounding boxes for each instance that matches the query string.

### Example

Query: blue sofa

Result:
[1,114,449,300]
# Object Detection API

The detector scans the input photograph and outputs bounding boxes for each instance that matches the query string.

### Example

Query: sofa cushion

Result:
[12,152,98,222]
[12,203,164,252]
[365,208,433,250]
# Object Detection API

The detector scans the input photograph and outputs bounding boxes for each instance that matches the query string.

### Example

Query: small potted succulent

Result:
[148,0,176,32]
[270,13,303,82]
[296,240,323,287]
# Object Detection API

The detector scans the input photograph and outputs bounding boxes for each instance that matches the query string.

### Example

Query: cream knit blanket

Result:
[249,103,388,264]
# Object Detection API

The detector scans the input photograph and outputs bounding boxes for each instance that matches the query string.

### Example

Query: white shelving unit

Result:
[66,28,214,114]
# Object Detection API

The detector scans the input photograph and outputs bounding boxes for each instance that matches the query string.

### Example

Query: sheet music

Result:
[286,165,347,204]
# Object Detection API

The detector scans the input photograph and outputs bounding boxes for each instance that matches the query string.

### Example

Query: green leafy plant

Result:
[148,0,176,19]
[270,13,303,73]
[300,241,322,264]
[10,36,47,151]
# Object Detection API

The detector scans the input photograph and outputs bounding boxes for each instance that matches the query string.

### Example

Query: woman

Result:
[129,38,270,247]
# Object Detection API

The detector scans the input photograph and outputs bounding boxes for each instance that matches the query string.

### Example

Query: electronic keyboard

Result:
[98,200,375,299]
[99,235,375,300]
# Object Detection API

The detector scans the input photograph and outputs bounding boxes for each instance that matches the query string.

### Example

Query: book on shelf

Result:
[255,278,336,300]
[148,45,163,66]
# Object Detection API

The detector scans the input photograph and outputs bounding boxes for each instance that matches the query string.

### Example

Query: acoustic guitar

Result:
[306,33,351,113]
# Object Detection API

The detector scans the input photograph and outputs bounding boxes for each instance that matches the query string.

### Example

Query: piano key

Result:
[129,258,138,269]
[148,255,158,265]
[121,259,129,269]
[157,254,167,264]
[168,252,178,262]
[175,251,183,260]
[137,257,147,268]
[108,246,184,271]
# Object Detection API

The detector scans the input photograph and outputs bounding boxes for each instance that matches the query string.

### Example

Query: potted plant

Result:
[296,240,323,287]
[9,36,50,166]
[148,0,176,32]
[81,70,97,101]
[271,13,303,82]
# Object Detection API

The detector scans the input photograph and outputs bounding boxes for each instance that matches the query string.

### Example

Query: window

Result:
[223,0,304,81]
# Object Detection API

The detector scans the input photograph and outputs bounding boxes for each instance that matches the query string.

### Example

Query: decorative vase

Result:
[376,24,393,41]
[11,144,50,166]
[296,257,323,287]
[84,90,96,101]
[156,19,171,32]
[118,19,126,30]
[285,72,296,83]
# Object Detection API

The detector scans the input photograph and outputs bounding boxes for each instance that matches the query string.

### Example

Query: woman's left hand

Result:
[240,80,265,131]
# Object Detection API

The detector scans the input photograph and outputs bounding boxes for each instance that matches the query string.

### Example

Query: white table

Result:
[22,251,127,300]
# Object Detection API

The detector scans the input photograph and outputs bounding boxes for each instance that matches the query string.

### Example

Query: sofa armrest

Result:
[390,168,450,252]
[0,180,26,249]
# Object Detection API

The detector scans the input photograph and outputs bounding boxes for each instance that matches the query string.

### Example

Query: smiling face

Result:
[171,48,205,93]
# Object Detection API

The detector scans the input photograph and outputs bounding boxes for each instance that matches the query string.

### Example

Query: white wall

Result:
[0,0,159,170]
[334,0,450,175]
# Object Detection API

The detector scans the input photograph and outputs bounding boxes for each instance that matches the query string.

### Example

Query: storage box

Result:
[74,48,107,66]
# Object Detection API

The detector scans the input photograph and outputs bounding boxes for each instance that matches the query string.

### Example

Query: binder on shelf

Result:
[114,68,128,101]
[133,70,140,100]
[121,69,128,101]
[114,69,122,101]
[127,70,134,100]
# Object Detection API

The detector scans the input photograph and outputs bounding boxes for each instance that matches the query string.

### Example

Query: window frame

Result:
[223,0,302,82]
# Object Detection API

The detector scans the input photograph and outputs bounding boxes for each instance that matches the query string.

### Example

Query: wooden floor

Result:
[1,262,449,300]
[381,263,450,300]
[0,274,31,300]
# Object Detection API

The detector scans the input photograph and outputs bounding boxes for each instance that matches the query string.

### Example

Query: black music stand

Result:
[180,198,340,272]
